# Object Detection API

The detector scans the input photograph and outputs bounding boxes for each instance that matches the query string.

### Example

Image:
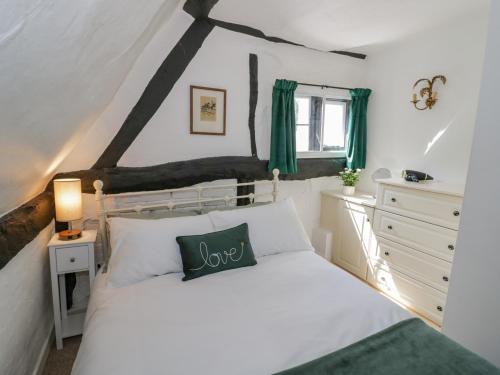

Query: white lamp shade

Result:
[54,178,83,222]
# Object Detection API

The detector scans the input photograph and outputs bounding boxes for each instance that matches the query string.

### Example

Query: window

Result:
[294,95,349,157]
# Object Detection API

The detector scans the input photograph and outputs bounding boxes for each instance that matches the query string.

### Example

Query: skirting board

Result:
[33,328,54,375]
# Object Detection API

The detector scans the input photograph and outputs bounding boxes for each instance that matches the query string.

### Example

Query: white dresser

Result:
[320,178,464,326]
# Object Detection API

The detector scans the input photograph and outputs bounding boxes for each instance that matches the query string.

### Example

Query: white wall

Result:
[258,177,342,238]
[443,2,500,366]
[121,28,366,165]
[58,14,365,234]
[60,16,367,170]
[0,223,54,375]
[358,7,489,193]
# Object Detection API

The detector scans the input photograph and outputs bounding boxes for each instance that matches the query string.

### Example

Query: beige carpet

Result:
[42,336,82,375]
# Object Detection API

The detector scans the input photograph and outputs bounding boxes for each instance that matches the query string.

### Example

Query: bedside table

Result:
[48,230,97,349]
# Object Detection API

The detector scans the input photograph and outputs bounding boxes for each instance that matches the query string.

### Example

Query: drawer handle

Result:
[448,244,455,251]
[70,257,76,263]
[381,277,386,282]
[387,225,393,230]
[391,197,397,203]
[453,210,460,217]
[437,306,443,312]
[384,251,390,256]
[443,276,449,282]
[366,218,370,223]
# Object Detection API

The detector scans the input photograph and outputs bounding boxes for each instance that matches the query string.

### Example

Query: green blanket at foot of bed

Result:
[274,318,499,375]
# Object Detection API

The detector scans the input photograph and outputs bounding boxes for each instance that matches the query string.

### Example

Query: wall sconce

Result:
[411,75,447,110]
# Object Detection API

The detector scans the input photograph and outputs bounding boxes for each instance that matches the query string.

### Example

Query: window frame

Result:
[295,94,350,159]
[294,95,312,154]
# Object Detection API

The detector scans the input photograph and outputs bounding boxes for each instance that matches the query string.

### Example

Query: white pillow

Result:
[107,214,214,288]
[208,198,313,258]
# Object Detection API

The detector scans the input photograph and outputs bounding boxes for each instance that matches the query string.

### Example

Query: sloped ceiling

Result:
[211,0,490,51]
[0,0,490,216]
[0,0,182,215]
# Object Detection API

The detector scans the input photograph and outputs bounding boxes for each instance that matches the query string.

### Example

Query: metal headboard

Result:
[93,169,280,268]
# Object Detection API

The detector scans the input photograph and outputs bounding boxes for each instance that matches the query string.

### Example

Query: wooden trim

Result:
[0,191,55,269]
[54,156,346,195]
[183,0,220,18]
[190,85,227,136]
[248,54,258,156]
[207,17,367,60]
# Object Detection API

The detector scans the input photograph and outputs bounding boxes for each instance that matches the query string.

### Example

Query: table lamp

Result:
[54,178,83,240]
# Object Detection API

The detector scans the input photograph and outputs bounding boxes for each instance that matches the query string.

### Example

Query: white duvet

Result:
[72,251,411,375]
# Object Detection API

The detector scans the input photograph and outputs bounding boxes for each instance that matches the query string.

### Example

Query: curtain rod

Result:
[297,82,353,91]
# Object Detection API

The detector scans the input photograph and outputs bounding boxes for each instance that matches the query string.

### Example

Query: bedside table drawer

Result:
[56,245,89,272]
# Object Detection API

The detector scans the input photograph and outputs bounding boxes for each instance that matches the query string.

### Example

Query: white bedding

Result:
[72,251,411,375]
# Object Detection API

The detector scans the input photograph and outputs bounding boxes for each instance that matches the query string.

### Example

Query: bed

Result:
[72,250,409,375]
[71,172,499,375]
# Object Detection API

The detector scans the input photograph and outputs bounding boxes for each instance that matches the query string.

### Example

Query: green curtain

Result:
[346,88,372,169]
[268,79,298,174]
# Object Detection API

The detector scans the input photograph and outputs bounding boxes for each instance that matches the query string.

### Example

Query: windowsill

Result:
[297,151,346,159]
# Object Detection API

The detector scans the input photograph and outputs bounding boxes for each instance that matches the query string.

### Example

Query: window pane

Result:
[323,101,346,150]
[296,125,309,152]
[295,97,310,124]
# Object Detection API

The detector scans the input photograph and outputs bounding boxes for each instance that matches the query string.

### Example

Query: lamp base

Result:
[58,229,82,241]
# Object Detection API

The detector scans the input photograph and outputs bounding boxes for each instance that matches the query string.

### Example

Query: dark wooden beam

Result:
[0,192,55,269]
[1,156,345,269]
[248,54,258,157]
[208,18,302,46]
[55,157,346,195]
[183,0,219,18]
[207,18,367,60]
[329,50,367,60]
[92,18,215,169]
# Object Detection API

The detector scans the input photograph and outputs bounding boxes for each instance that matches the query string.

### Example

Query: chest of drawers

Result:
[320,178,464,326]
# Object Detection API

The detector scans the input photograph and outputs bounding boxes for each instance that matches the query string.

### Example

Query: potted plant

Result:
[339,168,361,196]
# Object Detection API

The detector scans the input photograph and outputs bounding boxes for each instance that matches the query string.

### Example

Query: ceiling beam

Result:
[183,0,220,18]
[58,156,345,195]
[206,18,366,60]
[0,191,54,269]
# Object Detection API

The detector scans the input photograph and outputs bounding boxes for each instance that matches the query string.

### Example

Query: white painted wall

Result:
[122,28,366,164]
[357,6,489,193]
[259,177,342,238]
[60,18,367,170]
[0,223,54,375]
[58,15,364,234]
[443,2,500,366]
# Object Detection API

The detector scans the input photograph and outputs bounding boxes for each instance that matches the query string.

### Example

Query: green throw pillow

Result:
[176,223,257,281]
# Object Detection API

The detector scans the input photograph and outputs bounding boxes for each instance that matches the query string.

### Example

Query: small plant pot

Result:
[342,185,356,196]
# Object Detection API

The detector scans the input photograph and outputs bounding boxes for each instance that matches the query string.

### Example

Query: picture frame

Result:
[190,85,227,136]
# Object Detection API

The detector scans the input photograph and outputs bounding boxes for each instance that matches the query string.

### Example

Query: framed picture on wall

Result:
[190,85,227,135]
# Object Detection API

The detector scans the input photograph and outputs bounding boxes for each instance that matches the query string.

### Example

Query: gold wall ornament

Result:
[411,75,447,110]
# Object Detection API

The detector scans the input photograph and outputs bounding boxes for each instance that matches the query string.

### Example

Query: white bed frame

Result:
[93,169,280,267]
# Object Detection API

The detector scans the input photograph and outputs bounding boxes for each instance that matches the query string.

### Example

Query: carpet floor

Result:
[42,336,82,375]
